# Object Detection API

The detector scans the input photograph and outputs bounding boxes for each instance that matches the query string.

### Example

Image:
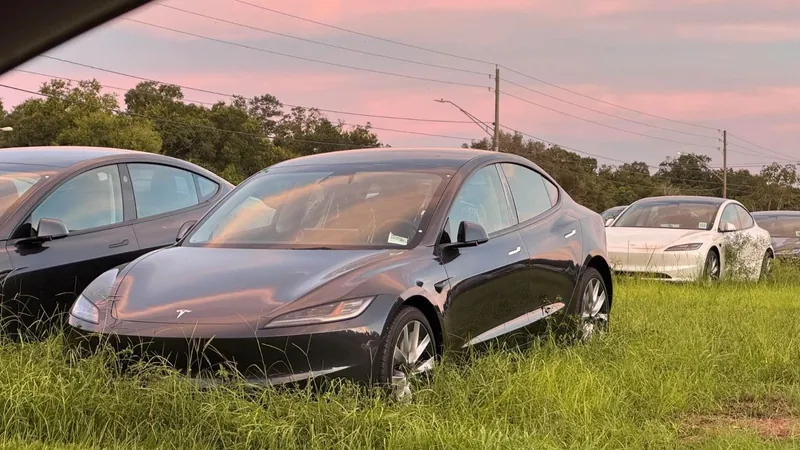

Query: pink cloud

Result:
[674,22,800,42]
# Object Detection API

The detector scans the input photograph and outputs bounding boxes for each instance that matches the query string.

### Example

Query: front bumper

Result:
[65,296,398,387]
[608,248,706,281]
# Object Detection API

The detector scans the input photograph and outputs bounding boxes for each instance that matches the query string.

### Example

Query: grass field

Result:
[1,266,799,449]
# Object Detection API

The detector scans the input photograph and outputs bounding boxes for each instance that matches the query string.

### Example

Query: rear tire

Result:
[376,306,436,402]
[573,267,610,341]
[759,250,774,281]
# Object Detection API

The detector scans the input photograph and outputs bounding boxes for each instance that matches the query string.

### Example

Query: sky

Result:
[1,0,799,171]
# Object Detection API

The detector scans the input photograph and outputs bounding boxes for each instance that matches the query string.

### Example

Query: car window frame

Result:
[194,173,220,203]
[12,163,132,239]
[497,162,560,226]
[124,162,214,223]
[439,163,519,243]
[717,203,744,232]
[733,204,755,230]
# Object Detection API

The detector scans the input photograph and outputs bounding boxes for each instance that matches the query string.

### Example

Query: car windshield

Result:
[753,215,800,238]
[185,168,445,249]
[612,200,720,230]
[0,163,59,217]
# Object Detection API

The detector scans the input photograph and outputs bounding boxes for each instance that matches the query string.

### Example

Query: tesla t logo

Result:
[176,309,191,319]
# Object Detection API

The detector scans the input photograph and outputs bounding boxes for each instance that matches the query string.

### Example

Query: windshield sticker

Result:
[796,230,800,237]
[699,222,707,229]
[388,232,408,246]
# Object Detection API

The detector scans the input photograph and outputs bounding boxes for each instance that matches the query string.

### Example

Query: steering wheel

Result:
[375,218,417,244]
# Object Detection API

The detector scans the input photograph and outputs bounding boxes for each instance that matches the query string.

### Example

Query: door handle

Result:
[564,229,576,239]
[108,239,129,249]
[508,246,521,256]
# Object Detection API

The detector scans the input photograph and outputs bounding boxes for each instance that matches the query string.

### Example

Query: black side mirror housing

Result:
[443,220,488,248]
[37,218,69,240]
[176,220,198,242]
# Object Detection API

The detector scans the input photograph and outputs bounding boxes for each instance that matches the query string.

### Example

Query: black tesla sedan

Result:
[0,146,232,334]
[67,147,612,398]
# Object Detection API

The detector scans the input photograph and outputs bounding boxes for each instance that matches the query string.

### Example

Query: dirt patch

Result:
[683,394,800,441]
[686,415,799,440]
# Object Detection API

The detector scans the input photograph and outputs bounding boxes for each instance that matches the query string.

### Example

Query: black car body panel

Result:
[0,146,233,332]
[67,147,611,385]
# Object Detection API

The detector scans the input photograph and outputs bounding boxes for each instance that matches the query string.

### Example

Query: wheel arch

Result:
[394,295,445,356]
[586,255,613,307]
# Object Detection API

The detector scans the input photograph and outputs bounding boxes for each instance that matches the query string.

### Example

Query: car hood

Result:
[606,227,713,251]
[110,246,398,326]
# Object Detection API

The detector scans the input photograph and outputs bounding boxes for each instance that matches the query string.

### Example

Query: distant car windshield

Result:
[185,168,446,248]
[612,200,720,231]
[753,214,800,238]
[0,163,59,217]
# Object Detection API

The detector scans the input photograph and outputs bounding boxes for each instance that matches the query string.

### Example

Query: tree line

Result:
[1,78,798,213]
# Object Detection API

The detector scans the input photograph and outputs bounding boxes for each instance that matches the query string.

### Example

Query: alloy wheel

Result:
[581,277,608,340]
[706,252,720,281]
[391,319,435,401]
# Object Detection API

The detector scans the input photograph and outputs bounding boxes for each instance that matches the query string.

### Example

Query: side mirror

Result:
[454,221,489,247]
[176,220,197,242]
[719,222,737,232]
[37,218,69,240]
[605,218,614,227]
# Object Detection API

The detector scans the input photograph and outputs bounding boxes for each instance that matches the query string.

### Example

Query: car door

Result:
[126,163,222,255]
[439,164,531,349]
[734,204,765,276]
[4,164,139,328]
[717,203,746,276]
[499,163,582,334]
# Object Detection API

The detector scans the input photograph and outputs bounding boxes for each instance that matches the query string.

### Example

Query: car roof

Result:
[270,147,498,169]
[634,195,727,206]
[752,210,800,216]
[0,145,152,168]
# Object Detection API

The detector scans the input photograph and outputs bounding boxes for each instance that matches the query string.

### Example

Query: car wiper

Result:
[294,246,334,250]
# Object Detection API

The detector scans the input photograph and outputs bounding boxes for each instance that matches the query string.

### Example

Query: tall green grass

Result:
[1,268,799,449]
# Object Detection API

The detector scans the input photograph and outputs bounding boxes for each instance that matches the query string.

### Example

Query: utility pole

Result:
[722,129,727,199]
[493,65,500,151]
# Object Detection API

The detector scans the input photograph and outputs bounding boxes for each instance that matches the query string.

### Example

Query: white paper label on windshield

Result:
[699,222,707,229]
[796,230,800,237]
[388,232,408,246]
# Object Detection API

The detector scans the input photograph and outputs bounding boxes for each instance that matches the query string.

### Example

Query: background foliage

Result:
[1,78,797,211]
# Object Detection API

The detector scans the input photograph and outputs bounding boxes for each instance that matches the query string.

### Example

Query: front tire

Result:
[376,306,436,401]
[703,249,721,281]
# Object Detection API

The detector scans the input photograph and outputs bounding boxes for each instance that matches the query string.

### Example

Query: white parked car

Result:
[606,196,773,281]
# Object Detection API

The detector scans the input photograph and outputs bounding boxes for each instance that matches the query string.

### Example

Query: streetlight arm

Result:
[434,99,493,138]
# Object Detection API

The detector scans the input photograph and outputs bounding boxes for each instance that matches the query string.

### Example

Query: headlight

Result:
[69,268,120,324]
[263,296,375,329]
[70,294,99,324]
[664,243,703,251]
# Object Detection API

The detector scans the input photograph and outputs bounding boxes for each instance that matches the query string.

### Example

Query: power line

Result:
[230,0,720,133]
[0,82,775,192]
[499,66,720,132]
[229,0,496,67]
[0,83,355,148]
[122,18,491,90]
[501,78,718,140]
[499,90,719,150]
[727,132,797,162]
[153,4,490,77]
[24,61,480,125]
